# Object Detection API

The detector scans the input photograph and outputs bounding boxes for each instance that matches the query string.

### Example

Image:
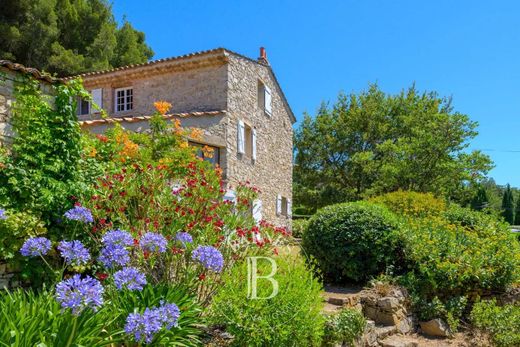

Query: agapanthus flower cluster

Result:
[98,229,134,268]
[192,245,224,272]
[175,232,193,247]
[0,208,6,220]
[139,232,168,253]
[58,240,91,266]
[64,206,94,223]
[102,229,134,247]
[55,275,104,315]
[124,302,180,343]
[20,237,52,257]
[98,244,130,268]
[114,267,147,291]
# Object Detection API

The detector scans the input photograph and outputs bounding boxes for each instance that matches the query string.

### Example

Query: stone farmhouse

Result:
[64,47,295,228]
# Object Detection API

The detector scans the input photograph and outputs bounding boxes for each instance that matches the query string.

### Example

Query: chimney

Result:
[258,47,269,65]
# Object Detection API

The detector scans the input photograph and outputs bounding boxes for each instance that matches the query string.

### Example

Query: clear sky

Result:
[113,0,520,186]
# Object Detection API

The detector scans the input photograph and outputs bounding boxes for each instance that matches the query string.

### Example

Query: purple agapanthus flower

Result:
[156,302,180,329]
[98,244,130,269]
[64,206,94,223]
[20,237,52,257]
[124,301,181,343]
[125,307,163,343]
[0,208,7,220]
[55,274,104,315]
[175,232,193,247]
[139,232,167,253]
[58,240,91,266]
[102,229,133,247]
[114,267,147,291]
[192,245,224,272]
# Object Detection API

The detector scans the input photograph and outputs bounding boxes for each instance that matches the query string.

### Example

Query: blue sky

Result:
[113,0,520,186]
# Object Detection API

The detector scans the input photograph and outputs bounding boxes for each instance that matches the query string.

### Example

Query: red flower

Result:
[198,273,206,281]
[273,248,279,255]
[96,273,109,281]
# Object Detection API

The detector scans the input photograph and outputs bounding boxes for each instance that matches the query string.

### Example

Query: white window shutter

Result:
[252,128,257,161]
[223,189,236,204]
[91,88,103,110]
[237,120,245,154]
[253,199,262,224]
[264,86,272,116]
[276,194,282,216]
[287,199,292,217]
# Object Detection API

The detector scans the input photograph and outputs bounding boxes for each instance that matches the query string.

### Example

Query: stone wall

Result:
[0,262,20,289]
[0,68,17,145]
[226,54,293,228]
[81,63,228,118]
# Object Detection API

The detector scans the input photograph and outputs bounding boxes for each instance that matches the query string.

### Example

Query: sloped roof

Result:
[0,60,57,83]
[79,110,226,127]
[65,48,296,123]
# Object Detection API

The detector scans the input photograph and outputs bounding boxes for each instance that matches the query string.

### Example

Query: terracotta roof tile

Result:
[79,110,226,127]
[0,60,58,83]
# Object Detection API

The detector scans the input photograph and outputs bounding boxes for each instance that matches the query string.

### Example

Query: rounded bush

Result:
[302,202,400,283]
[369,191,446,218]
[291,218,309,238]
[443,204,508,233]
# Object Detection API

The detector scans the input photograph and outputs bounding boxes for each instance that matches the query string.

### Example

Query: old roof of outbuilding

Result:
[64,48,296,123]
[0,60,58,83]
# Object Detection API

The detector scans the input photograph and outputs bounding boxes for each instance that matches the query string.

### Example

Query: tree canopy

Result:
[0,0,154,76]
[294,84,494,212]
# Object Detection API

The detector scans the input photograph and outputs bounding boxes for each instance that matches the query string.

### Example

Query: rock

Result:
[378,297,400,311]
[375,325,397,340]
[419,319,451,337]
[329,297,347,306]
[395,315,415,334]
[361,320,378,347]
[379,336,419,347]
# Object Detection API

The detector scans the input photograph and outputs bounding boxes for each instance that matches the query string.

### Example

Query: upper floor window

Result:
[115,87,133,112]
[257,81,272,117]
[237,120,257,161]
[276,194,291,217]
[77,97,90,116]
[76,88,103,116]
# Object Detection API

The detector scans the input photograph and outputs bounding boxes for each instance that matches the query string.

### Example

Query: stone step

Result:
[379,336,419,347]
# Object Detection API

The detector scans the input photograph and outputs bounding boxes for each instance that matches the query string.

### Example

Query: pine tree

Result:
[514,194,520,225]
[501,184,515,224]
[470,186,489,211]
[0,0,153,76]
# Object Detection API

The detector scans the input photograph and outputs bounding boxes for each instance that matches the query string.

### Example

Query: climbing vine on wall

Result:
[0,77,94,222]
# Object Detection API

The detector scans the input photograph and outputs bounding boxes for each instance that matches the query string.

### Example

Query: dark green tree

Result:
[294,84,494,211]
[470,185,489,211]
[501,184,515,224]
[514,193,520,225]
[0,0,153,76]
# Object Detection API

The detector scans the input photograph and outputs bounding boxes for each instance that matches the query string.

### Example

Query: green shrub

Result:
[412,295,467,332]
[369,191,446,218]
[208,255,325,347]
[292,218,309,238]
[323,308,366,347]
[302,202,400,282]
[471,299,520,347]
[443,204,508,232]
[399,216,520,299]
[0,209,46,262]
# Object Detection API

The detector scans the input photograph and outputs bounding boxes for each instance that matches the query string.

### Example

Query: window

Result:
[190,142,220,166]
[77,97,90,116]
[115,87,133,112]
[276,195,291,217]
[237,120,257,160]
[258,81,272,116]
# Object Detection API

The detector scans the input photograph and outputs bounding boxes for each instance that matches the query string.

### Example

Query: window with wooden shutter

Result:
[264,86,272,116]
[252,128,257,161]
[91,88,103,110]
[237,120,245,154]
[276,194,282,216]
[253,199,262,224]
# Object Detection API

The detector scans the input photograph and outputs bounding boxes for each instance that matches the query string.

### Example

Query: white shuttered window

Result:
[252,128,257,160]
[264,86,272,116]
[91,88,103,110]
[237,120,245,154]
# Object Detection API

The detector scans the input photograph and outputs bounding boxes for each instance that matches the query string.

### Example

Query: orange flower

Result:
[174,119,181,130]
[154,101,172,115]
[202,145,214,158]
[190,128,204,141]
[88,147,97,157]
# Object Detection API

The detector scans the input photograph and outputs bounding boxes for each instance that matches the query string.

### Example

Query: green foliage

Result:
[291,218,309,238]
[294,84,493,212]
[0,78,97,222]
[470,185,489,211]
[471,299,520,347]
[302,202,400,283]
[0,0,153,76]
[323,308,366,347]
[413,295,467,332]
[501,184,515,224]
[108,284,203,346]
[208,255,325,347]
[369,191,446,218]
[0,209,46,261]
[399,216,520,300]
[443,204,507,231]
[0,287,121,346]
